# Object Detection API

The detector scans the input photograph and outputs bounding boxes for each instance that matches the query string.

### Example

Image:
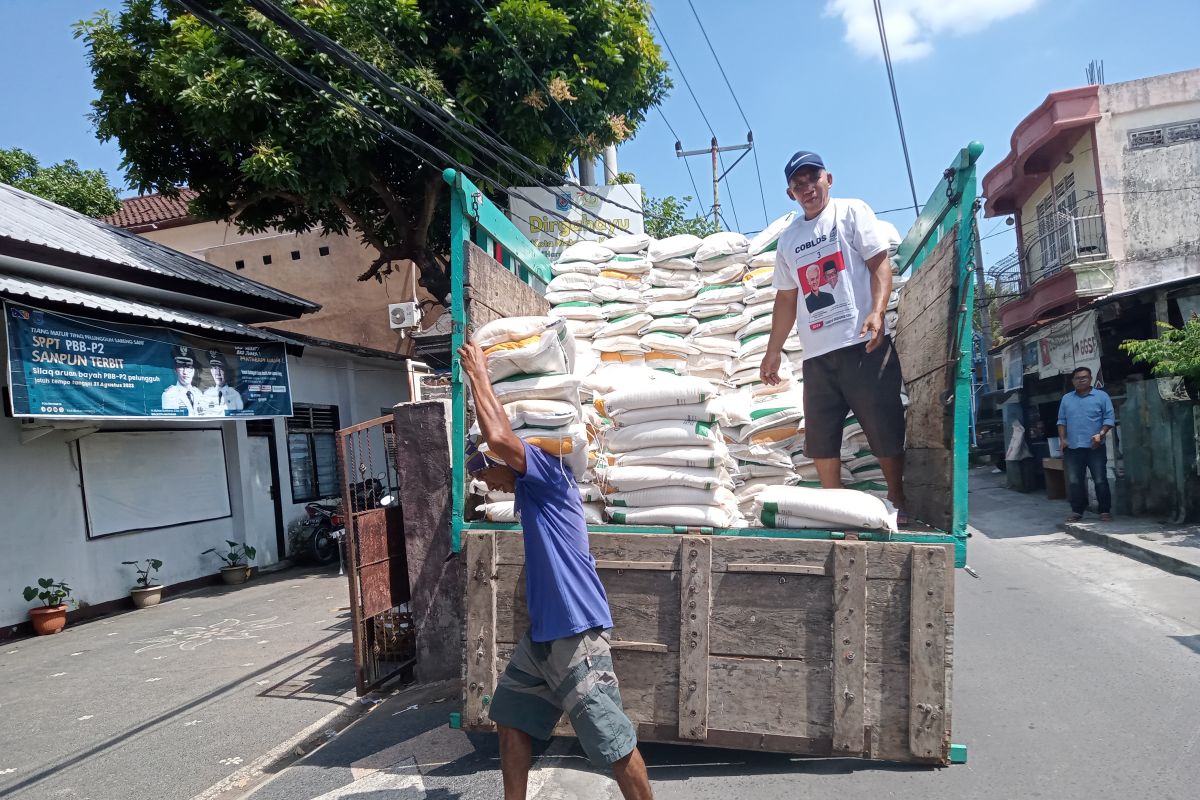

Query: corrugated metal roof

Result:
[0,183,318,313]
[0,274,295,344]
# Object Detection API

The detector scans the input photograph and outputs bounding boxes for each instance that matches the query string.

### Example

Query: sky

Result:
[1,0,1198,267]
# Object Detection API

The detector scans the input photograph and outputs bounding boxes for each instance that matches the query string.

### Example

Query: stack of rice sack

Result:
[593,373,742,528]
[753,485,898,533]
[467,315,606,524]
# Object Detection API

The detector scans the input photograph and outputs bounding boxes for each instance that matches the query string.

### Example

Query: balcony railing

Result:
[1019,201,1109,286]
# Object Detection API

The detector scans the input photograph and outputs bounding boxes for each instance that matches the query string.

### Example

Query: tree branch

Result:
[332,196,389,257]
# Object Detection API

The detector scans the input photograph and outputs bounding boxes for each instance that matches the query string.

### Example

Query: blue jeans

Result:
[1065,447,1111,515]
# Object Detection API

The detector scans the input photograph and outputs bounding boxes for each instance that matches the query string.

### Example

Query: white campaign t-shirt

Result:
[773,198,889,360]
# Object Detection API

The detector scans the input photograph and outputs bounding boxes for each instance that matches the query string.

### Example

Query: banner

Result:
[5,302,292,419]
[508,184,644,261]
[1002,344,1023,391]
[1037,321,1074,378]
[1070,310,1101,379]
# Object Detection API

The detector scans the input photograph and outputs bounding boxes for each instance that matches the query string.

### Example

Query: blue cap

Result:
[784,151,825,182]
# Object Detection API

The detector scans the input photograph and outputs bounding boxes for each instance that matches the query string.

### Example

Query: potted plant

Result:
[22,578,74,635]
[202,540,258,585]
[122,558,164,608]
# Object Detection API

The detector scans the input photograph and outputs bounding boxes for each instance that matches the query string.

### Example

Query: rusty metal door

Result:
[338,414,413,694]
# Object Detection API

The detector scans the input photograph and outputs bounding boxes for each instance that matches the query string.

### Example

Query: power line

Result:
[654,108,708,217]
[686,0,769,226]
[872,0,920,219]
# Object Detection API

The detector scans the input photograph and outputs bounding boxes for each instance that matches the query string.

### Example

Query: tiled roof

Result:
[102,189,198,230]
[0,182,318,316]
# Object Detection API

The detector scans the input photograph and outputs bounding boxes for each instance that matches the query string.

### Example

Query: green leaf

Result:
[149,559,163,570]
[23,586,38,602]
[38,578,53,588]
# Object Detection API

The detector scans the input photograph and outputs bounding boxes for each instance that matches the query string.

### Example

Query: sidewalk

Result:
[1065,519,1200,580]
[0,566,364,800]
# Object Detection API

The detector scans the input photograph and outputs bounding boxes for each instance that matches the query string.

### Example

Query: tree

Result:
[642,191,718,239]
[75,1,669,302]
[0,147,121,217]
[1121,318,1200,382]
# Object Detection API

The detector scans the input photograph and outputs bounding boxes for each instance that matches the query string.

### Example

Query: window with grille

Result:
[286,404,341,502]
[1130,119,1200,150]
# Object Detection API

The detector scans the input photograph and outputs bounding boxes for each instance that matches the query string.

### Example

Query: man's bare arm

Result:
[760,288,798,385]
[860,250,893,353]
[458,342,526,474]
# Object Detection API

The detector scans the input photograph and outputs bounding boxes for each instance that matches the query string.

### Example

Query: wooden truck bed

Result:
[463,530,954,765]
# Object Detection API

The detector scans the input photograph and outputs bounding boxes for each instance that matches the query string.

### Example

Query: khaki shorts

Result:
[488,628,637,767]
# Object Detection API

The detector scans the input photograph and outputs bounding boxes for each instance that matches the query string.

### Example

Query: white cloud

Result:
[826,0,1041,61]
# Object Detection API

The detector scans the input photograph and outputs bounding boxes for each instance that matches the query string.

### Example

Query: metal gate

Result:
[338,414,414,694]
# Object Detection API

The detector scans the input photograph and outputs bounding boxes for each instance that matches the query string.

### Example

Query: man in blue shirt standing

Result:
[458,341,653,800]
[1057,366,1116,522]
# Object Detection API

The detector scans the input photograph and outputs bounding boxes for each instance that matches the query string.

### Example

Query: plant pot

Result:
[220,565,251,585]
[29,605,68,635]
[131,585,164,609]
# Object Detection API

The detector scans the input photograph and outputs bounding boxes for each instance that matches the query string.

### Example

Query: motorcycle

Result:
[298,500,343,565]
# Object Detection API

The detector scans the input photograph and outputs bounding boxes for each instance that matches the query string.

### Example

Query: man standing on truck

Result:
[1057,366,1115,522]
[760,151,909,521]
[458,341,654,800]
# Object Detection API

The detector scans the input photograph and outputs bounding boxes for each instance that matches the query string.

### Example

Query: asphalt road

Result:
[0,567,358,800]
[250,470,1200,799]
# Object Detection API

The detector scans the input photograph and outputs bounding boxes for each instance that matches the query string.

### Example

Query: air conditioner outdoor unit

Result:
[388,302,421,330]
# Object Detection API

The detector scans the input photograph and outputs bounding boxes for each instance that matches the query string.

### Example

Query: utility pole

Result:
[675,133,753,231]
[602,145,619,184]
[577,154,596,186]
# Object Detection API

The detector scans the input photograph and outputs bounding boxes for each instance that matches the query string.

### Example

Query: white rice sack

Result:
[748,211,796,256]
[607,505,737,528]
[744,296,776,318]
[480,501,517,523]
[565,319,605,338]
[582,502,605,525]
[608,486,737,508]
[583,364,662,396]
[761,510,852,529]
[738,333,772,359]
[485,323,575,383]
[748,251,777,270]
[560,240,615,264]
[592,334,648,354]
[606,255,653,274]
[485,489,515,502]
[727,444,794,469]
[591,284,642,304]
[701,263,747,286]
[691,301,745,319]
[504,399,580,429]
[695,283,746,305]
[601,464,729,492]
[603,232,652,254]
[742,266,776,289]
[613,445,727,469]
[740,406,804,442]
[646,284,699,302]
[552,260,602,276]
[647,298,695,317]
[546,289,594,305]
[551,301,605,321]
[578,483,604,503]
[613,400,722,427]
[737,314,775,340]
[489,372,583,404]
[648,234,702,262]
[604,419,722,452]
[475,316,561,349]
[794,461,854,484]
[597,374,716,416]
[695,254,748,273]
[642,331,701,355]
[597,313,653,338]
[709,393,752,426]
[690,335,740,357]
[548,273,596,292]
[648,268,699,288]
[689,313,744,338]
[654,257,697,272]
[643,351,690,374]
[595,267,645,288]
[847,453,885,482]
[735,462,794,480]
[847,480,889,499]
[685,353,732,378]
[695,231,750,263]
[641,315,697,335]
[756,486,897,531]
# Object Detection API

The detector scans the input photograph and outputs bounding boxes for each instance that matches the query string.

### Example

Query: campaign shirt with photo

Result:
[773,198,890,360]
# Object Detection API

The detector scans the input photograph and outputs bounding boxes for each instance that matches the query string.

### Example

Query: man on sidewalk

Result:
[1058,366,1115,522]
[458,341,653,800]
[761,151,908,521]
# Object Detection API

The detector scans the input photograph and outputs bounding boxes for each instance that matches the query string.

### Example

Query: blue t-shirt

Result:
[1057,388,1116,449]
[514,443,612,642]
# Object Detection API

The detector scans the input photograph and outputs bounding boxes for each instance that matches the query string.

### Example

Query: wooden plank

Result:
[727,563,827,576]
[596,560,675,571]
[678,537,712,741]
[494,564,680,647]
[707,657,833,739]
[904,449,954,533]
[494,530,683,569]
[712,538,833,575]
[909,545,949,761]
[465,241,548,332]
[831,542,867,756]
[904,373,953,451]
[610,641,670,653]
[709,572,833,661]
[463,532,497,729]
[894,228,958,384]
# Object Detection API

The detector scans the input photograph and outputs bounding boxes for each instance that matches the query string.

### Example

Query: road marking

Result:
[313,758,426,799]
[77,715,94,721]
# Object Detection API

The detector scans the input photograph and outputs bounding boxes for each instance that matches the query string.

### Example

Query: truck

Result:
[398,143,982,766]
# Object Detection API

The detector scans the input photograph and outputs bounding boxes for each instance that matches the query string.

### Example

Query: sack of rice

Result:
[643,350,690,374]
[691,312,746,337]
[478,317,576,382]
[504,399,580,429]
[608,485,737,509]
[689,335,740,357]
[793,460,854,484]
[597,313,653,338]
[695,231,750,263]
[613,444,729,469]
[648,234,702,262]
[550,301,605,321]
[756,485,897,531]
[610,400,722,427]
[747,250,777,269]
[646,284,700,302]
[480,501,517,523]
[691,299,745,319]
[606,254,653,274]
[748,211,796,255]
[647,298,695,317]
[640,331,700,356]
[560,240,615,264]
[600,464,730,492]
[552,260,603,277]
[700,262,746,286]
[604,419,722,452]
[607,505,738,528]
[565,319,605,338]
[597,374,716,416]
[603,231,652,254]
[475,316,561,350]
[695,282,746,305]
[640,315,697,335]
[592,335,647,354]
[490,372,583,404]
[600,301,645,320]
[648,268,700,288]
[578,483,605,503]
[547,273,596,293]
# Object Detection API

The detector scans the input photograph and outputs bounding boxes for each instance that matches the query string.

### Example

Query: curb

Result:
[1064,523,1200,581]
[191,688,383,800]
